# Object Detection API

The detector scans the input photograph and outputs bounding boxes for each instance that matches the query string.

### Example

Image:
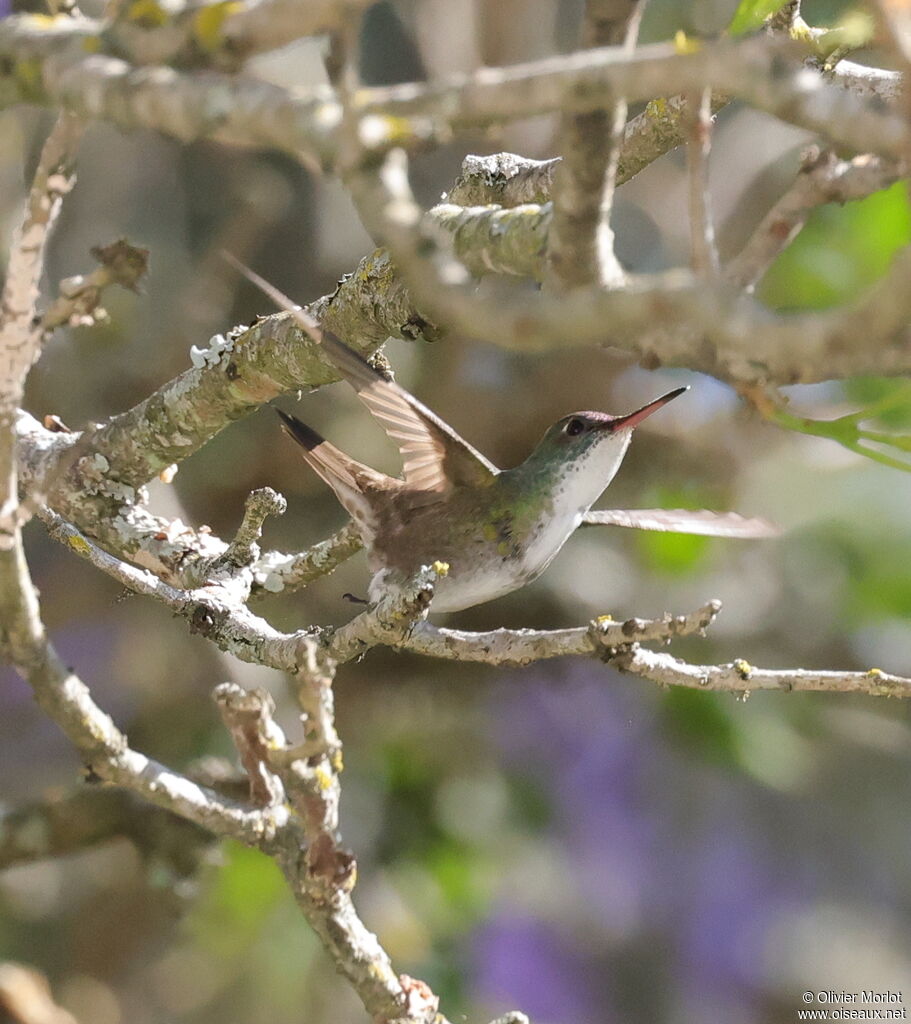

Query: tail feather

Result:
[276,408,358,491]
[276,408,325,452]
[275,408,390,536]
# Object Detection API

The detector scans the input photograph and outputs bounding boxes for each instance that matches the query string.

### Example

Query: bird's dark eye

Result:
[564,417,585,436]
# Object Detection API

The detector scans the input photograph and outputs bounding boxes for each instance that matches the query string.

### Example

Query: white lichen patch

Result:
[252,550,298,592]
[189,332,235,369]
[104,480,138,503]
[113,509,224,570]
[76,452,141,502]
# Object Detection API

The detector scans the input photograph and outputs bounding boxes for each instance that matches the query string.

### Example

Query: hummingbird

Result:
[229,258,776,613]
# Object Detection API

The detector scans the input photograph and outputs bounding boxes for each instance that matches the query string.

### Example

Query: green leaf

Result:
[770,399,911,473]
[842,378,911,431]
[728,0,787,35]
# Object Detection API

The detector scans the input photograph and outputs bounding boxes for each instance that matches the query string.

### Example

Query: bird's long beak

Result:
[609,385,689,431]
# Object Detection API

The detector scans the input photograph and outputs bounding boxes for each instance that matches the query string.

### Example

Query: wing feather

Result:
[582,508,780,538]
[316,332,498,492]
[224,255,498,493]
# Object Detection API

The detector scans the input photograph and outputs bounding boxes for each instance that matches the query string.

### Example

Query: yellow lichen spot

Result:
[193,0,242,52]
[645,97,668,120]
[24,13,58,26]
[866,667,885,678]
[330,749,344,774]
[733,658,753,680]
[496,541,511,557]
[367,961,391,983]
[482,523,498,542]
[314,766,333,792]
[789,17,813,44]
[81,35,102,53]
[674,30,701,54]
[431,560,450,577]
[596,614,614,624]
[357,113,414,150]
[14,58,44,100]
[125,0,168,27]
[67,534,91,556]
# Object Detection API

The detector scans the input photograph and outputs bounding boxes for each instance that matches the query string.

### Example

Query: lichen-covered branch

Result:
[39,509,315,672]
[251,520,363,596]
[345,149,911,387]
[446,153,562,206]
[2,18,905,164]
[212,486,287,572]
[0,519,273,843]
[16,409,358,589]
[618,92,729,184]
[212,678,445,1024]
[326,564,441,664]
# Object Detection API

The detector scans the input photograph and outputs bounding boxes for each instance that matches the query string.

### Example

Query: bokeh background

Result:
[3,1,911,1023]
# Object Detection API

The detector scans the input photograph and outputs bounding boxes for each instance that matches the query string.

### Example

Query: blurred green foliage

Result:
[760,182,911,311]
[760,183,911,469]
[634,485,715,575]
[188,843,290,960]
[727,0,787,34]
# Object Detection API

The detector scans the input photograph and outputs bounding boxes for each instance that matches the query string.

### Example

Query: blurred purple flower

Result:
[475,659,796,1022]
[0,622,125,799]
[472,914,602,1024]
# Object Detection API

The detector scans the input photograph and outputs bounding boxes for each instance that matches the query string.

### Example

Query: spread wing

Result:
[223,253,497,493]
[582,509,780,538]
[318,332,499,492]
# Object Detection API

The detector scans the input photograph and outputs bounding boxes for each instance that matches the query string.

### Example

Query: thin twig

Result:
[685,86,719,276]
[726,149,903,290]
[0,113,84,545]
[214,486,287,571]
[612,646,911,697]
[0,788,212,870]
[546,0,645,290]
[394,601,721,665]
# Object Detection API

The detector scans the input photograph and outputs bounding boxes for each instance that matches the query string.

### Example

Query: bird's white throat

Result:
[520,430,633,579]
